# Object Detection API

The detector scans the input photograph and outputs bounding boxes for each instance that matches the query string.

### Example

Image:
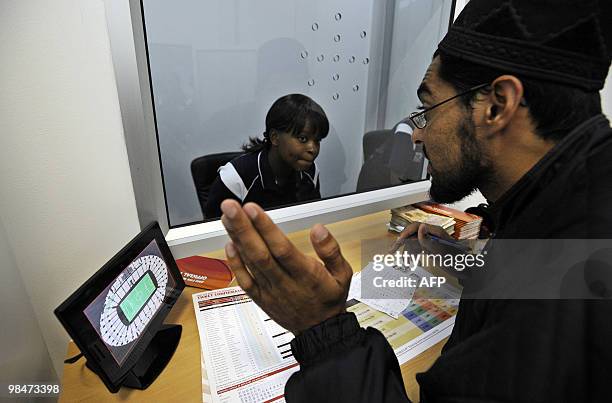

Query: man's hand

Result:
[393,222,472,279]
[395,222,462,255]
[220,200,353,334]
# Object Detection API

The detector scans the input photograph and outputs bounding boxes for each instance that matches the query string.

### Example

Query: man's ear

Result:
[483,75,524,133]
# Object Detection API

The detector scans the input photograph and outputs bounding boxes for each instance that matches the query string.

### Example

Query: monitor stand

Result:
[86,324,182,391]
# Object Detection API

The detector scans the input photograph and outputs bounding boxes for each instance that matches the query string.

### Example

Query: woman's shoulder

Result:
[220,151,261,183]
[226,151,260,172]
[218,151,263,201]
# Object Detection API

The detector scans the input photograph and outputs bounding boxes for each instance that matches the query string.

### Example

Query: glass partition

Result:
[141,0,454,227]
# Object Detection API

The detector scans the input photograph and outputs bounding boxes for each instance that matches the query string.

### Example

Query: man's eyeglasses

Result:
[409,83,490,129]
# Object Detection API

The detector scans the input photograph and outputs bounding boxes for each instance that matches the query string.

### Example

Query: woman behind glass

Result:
[205,94,330,219]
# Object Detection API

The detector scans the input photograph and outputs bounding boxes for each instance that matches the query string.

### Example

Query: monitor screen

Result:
[55,222,185,392]
[83,239,176,366]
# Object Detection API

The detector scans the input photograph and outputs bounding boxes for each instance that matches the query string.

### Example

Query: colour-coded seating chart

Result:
[347,270,461,365]
[403,297,458,332]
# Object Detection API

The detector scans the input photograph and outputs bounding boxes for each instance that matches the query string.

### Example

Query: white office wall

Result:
[0,217,57,390]
[0,0,140,378]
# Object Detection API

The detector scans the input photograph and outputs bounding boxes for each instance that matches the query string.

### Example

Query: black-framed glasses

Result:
[409,83,490,129]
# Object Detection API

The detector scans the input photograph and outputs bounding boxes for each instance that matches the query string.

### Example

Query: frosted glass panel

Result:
[384,0,453,127]
[142,0,452,226]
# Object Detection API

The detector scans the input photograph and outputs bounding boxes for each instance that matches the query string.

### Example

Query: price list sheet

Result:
[193,287,299,403]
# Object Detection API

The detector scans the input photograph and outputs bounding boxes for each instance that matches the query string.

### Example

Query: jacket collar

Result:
[257,148,301,190]
[485,114,611,235]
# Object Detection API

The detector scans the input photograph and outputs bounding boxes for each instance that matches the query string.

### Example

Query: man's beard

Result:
[427,117,488,204]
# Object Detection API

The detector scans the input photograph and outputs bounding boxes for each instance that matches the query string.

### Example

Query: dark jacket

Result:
[204,148,321,219]
[286,115,612,402]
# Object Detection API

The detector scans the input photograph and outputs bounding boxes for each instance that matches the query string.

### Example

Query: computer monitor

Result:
[55,222,185,393]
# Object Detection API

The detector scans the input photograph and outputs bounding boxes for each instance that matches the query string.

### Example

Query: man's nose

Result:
[411,127,424,145]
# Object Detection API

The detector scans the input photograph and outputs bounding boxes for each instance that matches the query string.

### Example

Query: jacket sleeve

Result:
[204,176,240,219]
[285,312,411,403]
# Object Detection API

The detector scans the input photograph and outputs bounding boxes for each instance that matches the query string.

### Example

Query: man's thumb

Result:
[311,224,351,281]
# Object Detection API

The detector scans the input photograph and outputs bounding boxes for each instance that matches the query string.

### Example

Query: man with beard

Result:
[218,0,612,401]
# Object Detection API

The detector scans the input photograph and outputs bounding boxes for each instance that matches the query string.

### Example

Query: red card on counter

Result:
[175,256,234,290]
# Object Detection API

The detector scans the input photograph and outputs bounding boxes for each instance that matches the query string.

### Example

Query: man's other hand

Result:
[220,200,353,334]
[394,222,472,279]
[394,222,464,255]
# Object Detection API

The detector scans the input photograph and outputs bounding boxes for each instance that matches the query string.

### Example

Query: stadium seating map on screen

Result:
[84,239,175,365]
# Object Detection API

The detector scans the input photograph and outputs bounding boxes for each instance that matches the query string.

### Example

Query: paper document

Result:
[347,263,418,319]
[347,263,461,364]
[194,270,461,401]
[193,287,298,403]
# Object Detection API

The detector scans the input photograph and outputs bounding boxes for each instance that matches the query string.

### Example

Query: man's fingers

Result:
[418,223,438,252]
[418,223,466,255]
[220,199,286,286]
[243,203,312,276]
[310,224,353,284]
[389,222,420,253]
[225,241,260,300]
[399,222,421,240]
[420,223,454,239]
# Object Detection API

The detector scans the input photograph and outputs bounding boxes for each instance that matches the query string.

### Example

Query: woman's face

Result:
[271,123,322,171]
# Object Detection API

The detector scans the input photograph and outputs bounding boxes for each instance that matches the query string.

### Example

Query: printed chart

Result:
[348,271,461,365]
[193,288,298,403]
